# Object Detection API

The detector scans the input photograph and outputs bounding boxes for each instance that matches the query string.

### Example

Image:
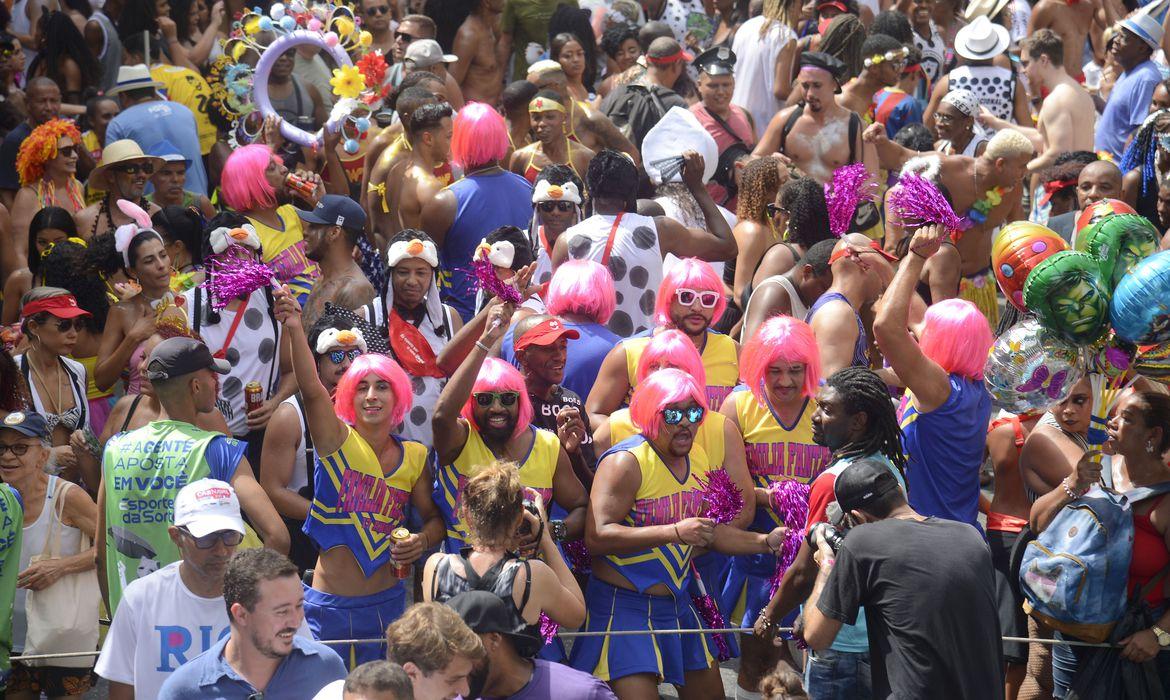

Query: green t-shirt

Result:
[501,0,580,79]
[102,420,245,613]
[0,484,23,690]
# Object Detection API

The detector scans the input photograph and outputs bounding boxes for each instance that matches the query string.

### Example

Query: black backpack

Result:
[601,83,681,149]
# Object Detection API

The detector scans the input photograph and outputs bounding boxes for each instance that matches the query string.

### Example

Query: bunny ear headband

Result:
[473,239,516,268]
[315,327,368,354]
[386,237,439,268]
[113,199,164,268]
[209,224,262,255]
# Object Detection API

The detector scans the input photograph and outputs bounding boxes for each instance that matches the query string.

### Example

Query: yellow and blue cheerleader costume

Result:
[623,330,739,410]
[302,428,428,668]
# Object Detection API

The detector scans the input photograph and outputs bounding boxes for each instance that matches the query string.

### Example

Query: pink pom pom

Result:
[307,17,322,31]
[767,479,810,598]
[698,469,744,525]
[205,246,277,310]
[537,611,558,646]
[692,591,733,661]
[888,174,964,233]
[324,31,339,46]
[823,163,874,237]
[467,256,522,305]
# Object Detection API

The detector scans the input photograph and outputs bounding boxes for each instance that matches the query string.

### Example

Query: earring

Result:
[1147,440,1156,453]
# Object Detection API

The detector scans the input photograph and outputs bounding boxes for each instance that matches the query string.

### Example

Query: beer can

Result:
[390,527,412,579]
[285,172,316,200]
[245,381,264,414]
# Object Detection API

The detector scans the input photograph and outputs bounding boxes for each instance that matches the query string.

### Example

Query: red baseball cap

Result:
[515,318,580,352]
[21,294,91,320]
[817,0,849,12]
[828,238,898,265]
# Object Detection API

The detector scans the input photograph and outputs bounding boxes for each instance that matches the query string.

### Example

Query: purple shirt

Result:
[482,660,617,700]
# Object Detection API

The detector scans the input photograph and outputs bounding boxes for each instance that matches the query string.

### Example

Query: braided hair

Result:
[779,177,832,248]
[586,149,638,212]
[1119,109,1170,197]
[825,366,907,478]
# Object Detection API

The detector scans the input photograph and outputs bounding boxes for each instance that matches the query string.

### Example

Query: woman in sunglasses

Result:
[275,285,445,668]
[529,166,584,287]
[11,119,86,266]
[730,157,787,305]
[509,91,596,186]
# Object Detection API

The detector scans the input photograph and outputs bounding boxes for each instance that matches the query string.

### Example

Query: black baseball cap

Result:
[295,194,368,233]
[833,458,901,514]
[0,411,50,439]
[799,51,847,92]
[144,337,231,381]
[445,591,543,657]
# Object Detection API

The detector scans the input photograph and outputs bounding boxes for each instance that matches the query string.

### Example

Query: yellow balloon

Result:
[334,17,354,37]
[359,30,373,47]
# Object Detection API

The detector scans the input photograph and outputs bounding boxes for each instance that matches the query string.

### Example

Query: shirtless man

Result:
[753,52,875,184]
[360,0,396,59]
[365,85,441,246]
[838,34,906,120]
[451,0,505,104]
[1027,0,1094,81]
[980,29,1095,175]
[527,60,641,165]
[389,102,453,234]
[299,195,377,327]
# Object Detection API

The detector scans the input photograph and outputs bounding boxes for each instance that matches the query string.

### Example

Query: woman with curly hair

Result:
[1,207,79,325]
[26,10,101,106]
[596,23,639,100]
[730,157,785,302]
[750,176,835,286]
[12,118,85,265]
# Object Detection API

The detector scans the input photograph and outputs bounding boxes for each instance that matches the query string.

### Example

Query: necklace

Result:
[26,346,63,418]
[963,161,1007,227]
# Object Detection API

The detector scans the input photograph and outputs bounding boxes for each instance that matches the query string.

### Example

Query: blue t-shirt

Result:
[1096,59,1163,159]
[0,122,31,190]
[501,319,621,400]
[106,101,209,196]
[157,634,346,699]
[899,374,992,528]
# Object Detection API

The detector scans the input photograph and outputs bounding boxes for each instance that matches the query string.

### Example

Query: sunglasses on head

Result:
[675,288,720,308]
[0,443,35,457]
[115,162,155,176]
[327,348,362,365]
[56,145,77,158]
[395,31,418,43]
[366,4,390,13]
[538,201,575,212]
[662,405,705,425]
[474,391,520,407]
[179,526,245,549]
[765,203,787,218]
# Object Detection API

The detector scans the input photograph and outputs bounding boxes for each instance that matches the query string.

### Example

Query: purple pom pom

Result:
[563,539,592,575]
[698,469,744,525]
[468,256,522,305]
[824,163,874,237]
[692,591,733,661]
[538,611,558,646]
[888,174,964,234]
[205,246,277,310]
[767,480,811,598]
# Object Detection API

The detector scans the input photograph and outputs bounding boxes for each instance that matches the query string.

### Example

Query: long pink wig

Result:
[630,368,709,440]
[333,354,414,427]
[919,299,994,381]
[634,329,707,386]
[461,357,534,440]
[221,144,277,212]
[741,315,821,404]
[654,258,727,328]
[450,103,509,171]
[545,259,616,324]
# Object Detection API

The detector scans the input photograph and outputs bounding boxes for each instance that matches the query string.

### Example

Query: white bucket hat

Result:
[954,16,1010,61]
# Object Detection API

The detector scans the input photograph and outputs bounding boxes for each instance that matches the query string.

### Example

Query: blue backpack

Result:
[1019,483,1170,643]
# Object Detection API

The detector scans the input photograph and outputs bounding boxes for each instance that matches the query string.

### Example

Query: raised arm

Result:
[658,151,737,262]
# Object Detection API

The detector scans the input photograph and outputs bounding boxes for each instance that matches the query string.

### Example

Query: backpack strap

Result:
[193,285,203,335]
[778,104,803,155]
[848,112,861,164]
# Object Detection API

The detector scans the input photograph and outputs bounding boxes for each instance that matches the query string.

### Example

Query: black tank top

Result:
[430,550,544,656]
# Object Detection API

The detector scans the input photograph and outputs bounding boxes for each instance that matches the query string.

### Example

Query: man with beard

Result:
[1047,159,1123,242]
[432,303,588,553]
[449,591,617,700]
[75,140,163,241]
[753,52,874,184]
[158,548,345,699]
[385,603,484,700]
[586,258,739,426]
[97,481,313,700]
[753,366,908,700]
[390,102,454,235]
[451,0,506,105]
[298,196,377,328]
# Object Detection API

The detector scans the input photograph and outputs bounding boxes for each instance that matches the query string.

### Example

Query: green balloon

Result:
[1074,213,1159,289]
[1023,250,1111,346]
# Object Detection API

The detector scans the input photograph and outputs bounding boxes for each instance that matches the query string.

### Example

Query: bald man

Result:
[1048,160,1123,243]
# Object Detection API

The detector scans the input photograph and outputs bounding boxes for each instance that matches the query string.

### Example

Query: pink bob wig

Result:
[545,259,616,324]
[741,315,821,404]
[654,258,727,328]
[221,144,277,212]
[634,329,707,387]
[919,299,994,381]
[333,354,414,427]
[630,368,709,440]
[450,103,509,171]
[460,357,534,440]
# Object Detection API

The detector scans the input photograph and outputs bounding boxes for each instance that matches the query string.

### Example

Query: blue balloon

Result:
[1110,249,1170,344]
[279,15,296,31]
[344,138,360,154]
[258,16,274,31]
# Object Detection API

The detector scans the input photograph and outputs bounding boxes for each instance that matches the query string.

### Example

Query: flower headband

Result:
[315,327,368,354]
[529,95,567,114]
[532,179,582,205]
[386,237,439,268]
[113,199,164,268]
[474,239,516,268]
[208,224,261,254]
[863,46,909,68]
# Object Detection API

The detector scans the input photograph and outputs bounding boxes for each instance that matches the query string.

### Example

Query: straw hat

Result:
[88,140,165,192]
[963,0,1011,22]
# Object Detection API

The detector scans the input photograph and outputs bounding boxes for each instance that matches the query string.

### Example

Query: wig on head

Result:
[450,103,509,171]
[654,258,727,327]
[16,118,81,186]
[919,299,993,381]
[333,354,413,427]
[629,368,708,440]
[221,144,277,212]
[742,316,821,404]
[545,259,616,324]
[635,329,707,386]
[460,357,534,440]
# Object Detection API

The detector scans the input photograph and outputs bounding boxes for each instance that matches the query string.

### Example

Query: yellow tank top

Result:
[623,331,739,410]
[607,407,726,467]
[435,425,561,550]
[72,354,112,400]
[248,204,319,300]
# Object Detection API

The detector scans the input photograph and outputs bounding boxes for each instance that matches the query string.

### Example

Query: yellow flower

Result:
[333,17,354,37]
[330,65,364,99]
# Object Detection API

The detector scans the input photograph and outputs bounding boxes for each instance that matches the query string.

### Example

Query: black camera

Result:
[806,522,846,554]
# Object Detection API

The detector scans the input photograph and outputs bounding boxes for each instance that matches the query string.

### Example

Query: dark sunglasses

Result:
[366,4,390,13]
[0,443,35,456]
[327,348,362,365]
[675,288,720,308]
[53,318,79,332]
[538,201,575,213]
[56,145,77,158]
[474,391,519,407]
[662,405,705,425]
[765,203,787,218]
[179,526,245,549]
[115,162,155,176]
[395,31,419,43]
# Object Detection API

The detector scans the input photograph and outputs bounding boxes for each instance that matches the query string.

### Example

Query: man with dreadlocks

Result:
[752,365,907,700]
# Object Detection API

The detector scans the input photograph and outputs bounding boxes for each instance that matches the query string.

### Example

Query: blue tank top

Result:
[805,292,867,368]
[899,374,992,527]
[441,171,534,321]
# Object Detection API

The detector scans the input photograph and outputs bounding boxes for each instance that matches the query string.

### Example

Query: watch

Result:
[1153,625,1170,647]
[549,519,568,542]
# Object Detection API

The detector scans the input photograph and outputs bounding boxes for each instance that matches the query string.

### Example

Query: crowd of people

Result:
[0,0,1167,697]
